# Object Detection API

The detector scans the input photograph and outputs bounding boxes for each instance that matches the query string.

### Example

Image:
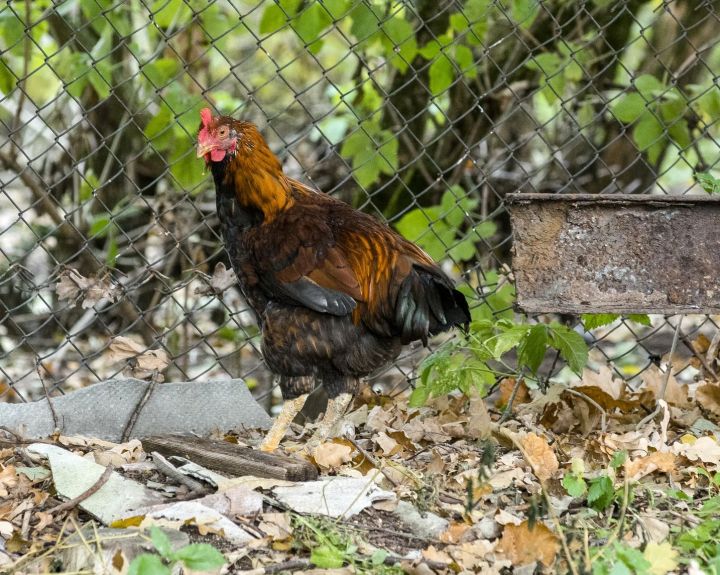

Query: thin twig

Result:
[346,437,400,487]
[680,334,718,381]
[637,317,683,428]
[564,388,608,433]
[150,451,207,493]
[121,377,159,442]
[36,360,60,431]
[46,465,114,515]
[499,369,526,424]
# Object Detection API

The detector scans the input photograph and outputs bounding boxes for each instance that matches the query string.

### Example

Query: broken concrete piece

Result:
[139,501,255,545]
[196,486,264,517]
[272,476,395,519]
[0,378,271,441]
[59,527,189,574]
[27,443,164,524]
[392,501,448,539]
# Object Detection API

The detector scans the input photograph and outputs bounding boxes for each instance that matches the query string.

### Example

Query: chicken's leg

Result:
[260,393,308,452]
[307,392,353,449]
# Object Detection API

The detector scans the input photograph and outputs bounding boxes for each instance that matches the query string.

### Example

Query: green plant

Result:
[697,172,720,195]
[409,317,588,407]
[395,187,496,262]
[128,527,225,575]
[581,314,652,330]
[293,515,401,574]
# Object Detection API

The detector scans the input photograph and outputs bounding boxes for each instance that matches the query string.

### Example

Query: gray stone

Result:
[0,378,271,441]
[392,500,449,539]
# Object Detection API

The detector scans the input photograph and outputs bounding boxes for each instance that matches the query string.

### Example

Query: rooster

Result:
[196,108,470,452]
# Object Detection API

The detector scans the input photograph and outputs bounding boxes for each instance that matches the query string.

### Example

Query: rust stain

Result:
[507,193,720,314]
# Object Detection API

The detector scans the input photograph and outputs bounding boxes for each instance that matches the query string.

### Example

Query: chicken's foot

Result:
[307,392,353,450]
[259,393,308,452]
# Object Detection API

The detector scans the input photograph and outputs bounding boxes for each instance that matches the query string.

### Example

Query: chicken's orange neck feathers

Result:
[225,123,294,222]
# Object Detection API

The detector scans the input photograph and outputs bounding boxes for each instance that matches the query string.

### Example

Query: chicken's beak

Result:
[196,141,215,159]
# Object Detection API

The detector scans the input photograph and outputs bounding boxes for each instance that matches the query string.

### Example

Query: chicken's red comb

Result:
[200,107,213,127]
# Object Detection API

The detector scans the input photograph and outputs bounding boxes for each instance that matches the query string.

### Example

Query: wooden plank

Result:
[142,436,318,482]
[506,193,720,314]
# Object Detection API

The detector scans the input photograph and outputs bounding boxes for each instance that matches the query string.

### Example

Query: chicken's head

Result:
[196,108,238,163]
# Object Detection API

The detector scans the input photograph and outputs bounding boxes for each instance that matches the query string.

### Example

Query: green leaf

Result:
[377,135,399,175]
[548,324,588,375]
[0,58,14,94]
[587,475,614,511]
[144,105,175,150]
[611,93,647,123]
[128,554,171,575]
[518,324,547,374]
[632,113,664,163]
[371,549,389,566]
[259,0,301,35]
[169,148,205,191]
[429,54,454,96]
[311,544,345,569]
[610,450,627,469]
[174,544,226,571]
[349,2,382,43]
[697,88,720,119]
[381,17,418,72]
[634,74,663,98]
[462,0,491,44]
[493,324,531,357]
[581,314,619,330]
[149,527,174,559]
[626,314,651,327]
[512,0,540,28]
[89,216,111,238]
[143,58,178,88]
[562,473,587,498]
[454,44,476,78]
[323,0,350,19]
[697,172,720,195]
[293,3,332,54]
[153,0,192,28]
[409,384,431,408]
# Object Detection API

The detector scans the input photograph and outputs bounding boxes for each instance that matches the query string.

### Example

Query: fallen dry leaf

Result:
[449,539,496,570]
[421,545,453,564]
[498,378,530,409]
[467,391,493,440]
[195,262,237,296]
[696,383,720,416]
[258,512,293,541]
[624,451,675,481]
[56,269,119,308]
[496,520,559,567]
[642,367,691,408]
[521,433,559,481]
[672,435,720,467]
[374,432,400,456]
[643,541,678,575]
[0,465,18,498]
[313,441,353,469]
[108,336,170,379]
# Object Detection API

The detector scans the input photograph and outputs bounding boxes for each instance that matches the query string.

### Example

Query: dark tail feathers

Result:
[394,265,471,345]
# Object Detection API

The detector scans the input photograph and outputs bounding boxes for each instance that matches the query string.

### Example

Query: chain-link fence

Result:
[1,0,719,406]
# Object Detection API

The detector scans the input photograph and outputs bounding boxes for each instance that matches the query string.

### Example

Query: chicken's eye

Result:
[217,126,229,139]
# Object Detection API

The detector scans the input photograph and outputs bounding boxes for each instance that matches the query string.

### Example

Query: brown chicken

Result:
[196,108,470,451]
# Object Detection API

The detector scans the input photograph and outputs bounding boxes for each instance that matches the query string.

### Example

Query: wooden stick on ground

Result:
[46,465,114,515]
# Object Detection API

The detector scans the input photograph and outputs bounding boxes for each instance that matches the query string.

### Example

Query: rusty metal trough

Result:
[506,193,720,315]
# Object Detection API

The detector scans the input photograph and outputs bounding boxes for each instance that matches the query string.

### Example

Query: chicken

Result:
[196,108,470,452]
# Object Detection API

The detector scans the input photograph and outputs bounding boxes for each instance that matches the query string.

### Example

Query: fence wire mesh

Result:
[1,0,719,406]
